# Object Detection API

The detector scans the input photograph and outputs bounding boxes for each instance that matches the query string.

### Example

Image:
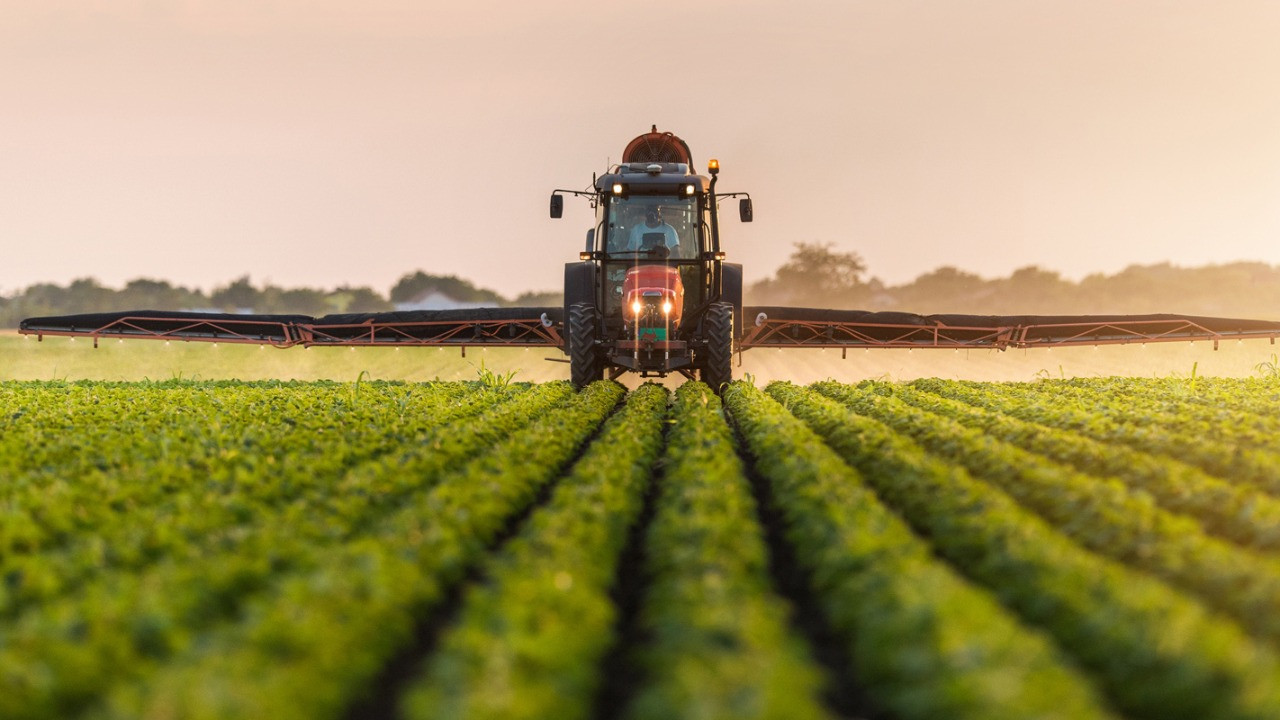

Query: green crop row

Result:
[0,382,560,622]
[0,380,472,496]
[623,382,831,720]
[1013,378,1280,450]
[4,375,1278,718]
[0,380,484,552]
[399,382,669,720]
[905,379,1280,549]
[723,382,1117,720]
[928,379,1280,495]
[815,380,1280,646]
[0,381,524,615]
[0,381,580,720]
[91,379,626,720]
[1049,377,1280,432]
[769,381,1280,720]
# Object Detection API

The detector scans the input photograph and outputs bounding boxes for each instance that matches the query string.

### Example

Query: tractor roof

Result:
[595,163,712,194]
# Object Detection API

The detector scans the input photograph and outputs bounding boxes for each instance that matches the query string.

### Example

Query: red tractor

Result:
[21,128,1280,384]
[550,127,752,388]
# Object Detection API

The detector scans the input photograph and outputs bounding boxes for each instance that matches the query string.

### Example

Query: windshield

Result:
[604,196,699,259]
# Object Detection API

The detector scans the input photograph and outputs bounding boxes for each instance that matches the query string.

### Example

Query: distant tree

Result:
[66,277,113,312]
[257,285,328,315]
[750,242,869,307]
[999,266,1074,313]
[15,282,69,313]
[117,278,203,311]
[891,266,990,313]
[509,290,563,307]
[279,288,328,315]
[912,266,986,294]
[390,271,504,305]
[210,276,261,311]
[326,286,393,314]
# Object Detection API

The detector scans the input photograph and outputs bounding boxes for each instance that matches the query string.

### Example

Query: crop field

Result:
[3,375,1280,719]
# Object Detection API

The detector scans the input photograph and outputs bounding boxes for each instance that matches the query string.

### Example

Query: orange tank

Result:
[622,265,684,334]
[621,125,693,165]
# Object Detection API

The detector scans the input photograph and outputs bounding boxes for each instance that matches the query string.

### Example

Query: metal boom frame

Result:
[738,316,1280,353]
[19,309,1279,354]
[20,314,562,351]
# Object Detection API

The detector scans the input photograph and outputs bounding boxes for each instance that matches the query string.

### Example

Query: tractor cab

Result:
[594,176,711,324]
[551,127,751,388]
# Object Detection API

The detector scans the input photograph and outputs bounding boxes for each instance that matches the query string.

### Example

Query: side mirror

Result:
[550,194,564,219]
[739,198,753,223]
[584,228,595,252]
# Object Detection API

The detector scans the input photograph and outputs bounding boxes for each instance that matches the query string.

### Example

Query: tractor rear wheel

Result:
[568,303,604,389]
[700,302,734,392]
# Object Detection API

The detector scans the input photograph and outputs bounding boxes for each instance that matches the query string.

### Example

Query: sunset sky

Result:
[3,1,1278,297]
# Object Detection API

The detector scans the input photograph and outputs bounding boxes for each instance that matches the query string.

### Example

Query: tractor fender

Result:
[563,261,597,353]
[722,263,744,339]
[564,261,596,312]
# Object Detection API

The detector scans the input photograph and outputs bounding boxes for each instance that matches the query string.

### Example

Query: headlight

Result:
[662,301,673,314]
[631,300,643,315]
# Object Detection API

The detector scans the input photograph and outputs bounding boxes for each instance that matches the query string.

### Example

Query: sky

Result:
[3,0,1279,297]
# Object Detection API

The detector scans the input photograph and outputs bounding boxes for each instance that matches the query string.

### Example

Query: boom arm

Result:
[741,307,1280,352]
[19,308,563,349]
[19,306,1280,352]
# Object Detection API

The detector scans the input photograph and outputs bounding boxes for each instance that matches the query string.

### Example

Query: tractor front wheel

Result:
[700,302,734,392]
[568,303,604,389]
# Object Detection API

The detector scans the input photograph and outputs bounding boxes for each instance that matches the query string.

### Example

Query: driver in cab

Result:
[628,208,679,255]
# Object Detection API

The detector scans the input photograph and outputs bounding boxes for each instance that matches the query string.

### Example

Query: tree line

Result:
[750,243,1280,319]
[4,245,1279,326]
[0,272,560,327]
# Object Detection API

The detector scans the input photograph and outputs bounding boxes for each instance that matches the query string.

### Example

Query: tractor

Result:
[550,127,752,388]
[22,129,1280,382]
